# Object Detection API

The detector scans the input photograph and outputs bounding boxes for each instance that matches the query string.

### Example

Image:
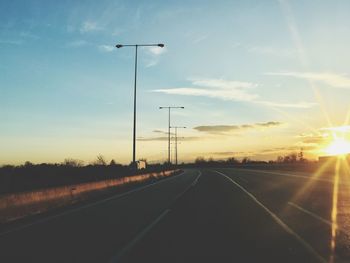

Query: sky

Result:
[2,0,350,165]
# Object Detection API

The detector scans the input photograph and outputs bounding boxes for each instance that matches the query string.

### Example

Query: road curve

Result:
[1,168,347,263]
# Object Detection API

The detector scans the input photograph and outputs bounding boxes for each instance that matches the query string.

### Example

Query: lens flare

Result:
[325,138,350,156]
[329,158,340,263]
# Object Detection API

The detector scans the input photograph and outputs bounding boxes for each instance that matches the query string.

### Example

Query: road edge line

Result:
[213,170,327,263]
[288,202,345,234]
[229,168,332,183]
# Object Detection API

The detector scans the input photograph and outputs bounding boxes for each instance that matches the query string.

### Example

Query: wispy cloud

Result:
[258,100,317,109]
[210,145,315,158]
[154,78,257,101]
[112,28,125,36]
[209,151,247,156]
[191,78,255,89]
[153,78,315,108]
[148,46,167,56]
[80,21,103,33]
[257,145,316,155]
[248,46,295,58]
[66,40,115,52]
[193,121,283,135]
[0,39,23,45]
[266,72,350,89]
[145,60,158,68]
[207,145,317,160]
[193,34,209,44]
[153,87,257,101]
[295,125,350,145]
[137,136,199,141]
[321,125,350,132]
[152,130,175,135]
[153,129,166,134]
[66,40,88,48]
[296,131,331,147]
[300,135,327,145]
[98,45,114,52]
[231,42,295,59]
[144,46,167,67]
[19,31,40,40]
[278,0,308,67]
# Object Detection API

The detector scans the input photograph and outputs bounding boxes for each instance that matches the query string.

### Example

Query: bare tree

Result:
[109,159,117,166]
[298,148,305,162]
[226,157,239,164]
[95,154,107,166]
[290,153,297,163]
[24,161,33,167]
[63,158,84,167]
[241,157,250,164]
[276,156,284,163]
[195,157,206,165]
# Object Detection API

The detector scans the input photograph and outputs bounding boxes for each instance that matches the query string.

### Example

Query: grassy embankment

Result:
[0,165,179,223]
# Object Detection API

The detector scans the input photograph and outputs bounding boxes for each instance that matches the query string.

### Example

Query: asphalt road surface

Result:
[0,168,349,263]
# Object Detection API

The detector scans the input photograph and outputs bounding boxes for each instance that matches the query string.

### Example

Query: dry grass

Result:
[0,170,177,223]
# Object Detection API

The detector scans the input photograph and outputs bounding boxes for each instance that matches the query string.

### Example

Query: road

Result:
[0,168,349,263]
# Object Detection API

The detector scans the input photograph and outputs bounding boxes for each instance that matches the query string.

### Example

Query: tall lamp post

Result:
[159,106,184,164]
[116,43,164,166]
[171,126,186,165]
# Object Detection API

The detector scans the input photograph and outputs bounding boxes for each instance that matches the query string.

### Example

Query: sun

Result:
[325,137,350,156]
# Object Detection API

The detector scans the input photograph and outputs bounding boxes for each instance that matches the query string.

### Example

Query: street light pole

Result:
[168,108,171,164]
[132,45,138,165]
[159,106,184,164]
[171,126,186,165]
[175,128,177,165]
[116,43,164,166]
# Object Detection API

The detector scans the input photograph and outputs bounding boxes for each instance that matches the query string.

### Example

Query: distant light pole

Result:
[116,43,164,166]
[159,106,184,164]
[171,126,186,165]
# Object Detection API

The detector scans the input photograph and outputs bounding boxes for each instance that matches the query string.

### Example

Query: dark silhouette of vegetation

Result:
[62,158,84,167]
[110,159,117,166]
[276,149,307,163]
[194,156,267,166]
[192,156,251,168]
[0,156,172,195]
[182,150,314,171]
[0,149,314,195]
[94,154,107,166]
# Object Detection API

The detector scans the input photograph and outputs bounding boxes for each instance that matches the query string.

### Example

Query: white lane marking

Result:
[191,171,201,186]
[109,170,201,263]
[288,202,347,234]
[213,170,327,263]
[229,168,333,183]
[0,170,188,237]
[174,170,201,201]
[109,209,171,263]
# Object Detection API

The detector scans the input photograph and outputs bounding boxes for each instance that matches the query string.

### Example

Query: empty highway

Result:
[0,168,349,263]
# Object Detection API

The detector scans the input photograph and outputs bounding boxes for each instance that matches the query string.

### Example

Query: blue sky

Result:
[2,0,350,164]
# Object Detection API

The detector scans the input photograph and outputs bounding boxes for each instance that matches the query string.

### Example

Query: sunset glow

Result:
[3,1,350,262]
[1,0,350,166]
[325,137,350,156]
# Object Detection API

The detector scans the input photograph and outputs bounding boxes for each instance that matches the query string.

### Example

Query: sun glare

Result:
[325,137,350,156]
